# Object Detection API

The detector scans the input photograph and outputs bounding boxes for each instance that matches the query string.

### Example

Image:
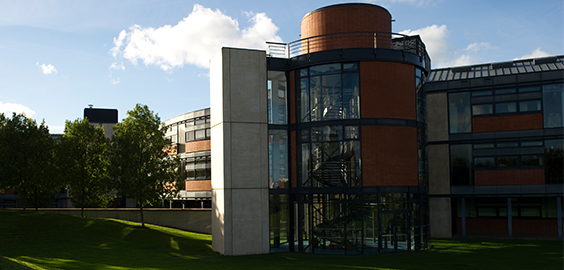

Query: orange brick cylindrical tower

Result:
[300,4,393,52]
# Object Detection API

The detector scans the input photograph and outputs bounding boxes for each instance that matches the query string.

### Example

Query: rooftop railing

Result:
[267,31,430,71]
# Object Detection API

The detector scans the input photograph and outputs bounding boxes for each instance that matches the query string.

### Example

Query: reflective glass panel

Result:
[449,92,471,133]
[495,102,517,113]
[497,156,518,167]
[543,84,564,128]
[450,144,472,185]
[268,71,287,124]
[472,104,493,115]
[269,130,289,189]
[474,157,495,168]
[519,100,541,112]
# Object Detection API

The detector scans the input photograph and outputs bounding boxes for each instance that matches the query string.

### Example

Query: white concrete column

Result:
[210,47,269,256]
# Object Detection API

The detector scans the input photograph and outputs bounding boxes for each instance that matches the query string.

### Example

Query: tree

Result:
[109,104,181,227]
[58,118,113,217]
[0,113,61,210]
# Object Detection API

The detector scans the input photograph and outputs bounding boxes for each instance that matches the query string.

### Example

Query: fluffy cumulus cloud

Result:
[0,102,36,117]
[401,25,495,68]
[517,48,551,60]
[110,4,282,70]
[36,62,57,74]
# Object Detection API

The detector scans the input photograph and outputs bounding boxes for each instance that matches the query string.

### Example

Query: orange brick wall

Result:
[473,114,542,133]
[362,126,418,186]
[301,4,392,51]
[474,169,545,186]
[185,139,211,153]
[185,180,211,191]
[360,61,416,120]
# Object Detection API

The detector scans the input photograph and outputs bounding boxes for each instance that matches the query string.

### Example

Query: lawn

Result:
[0,210,561,270]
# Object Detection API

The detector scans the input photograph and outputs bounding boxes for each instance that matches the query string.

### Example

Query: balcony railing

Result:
[267,31,430,71]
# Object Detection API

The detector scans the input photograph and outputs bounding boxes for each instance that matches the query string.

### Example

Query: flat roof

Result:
[427,55,564,82]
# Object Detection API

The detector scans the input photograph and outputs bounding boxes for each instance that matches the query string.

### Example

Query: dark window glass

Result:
[497,156,518,167]
[519,100,541,112]
[521,141,542,147]
[195,170,207,179]
[185,131,194,141]
[186,170,195,179]
[342,73,360,119]
[472,104,493,115]
[195,129,205,140]
[299,78,309,122]
[310,74,342,121]
[519,86,540,92]
[543,84,564,128]
[474,143,494,149]
[495,102,517,113]
[268,71,287,125]
[495,89,516,94]
[450,144,472,185]
[497,142,518,148]
[343,63,358,71]
[474,157,495,168]
[472,91,492,96]
[300,68,308,77]
[205,128,211,138]
[344,126,359,139]
[269,130,289,189]
[545,139,564,183]
[449,92,471,133]
[310,63,340,75]
[522,155,543,166]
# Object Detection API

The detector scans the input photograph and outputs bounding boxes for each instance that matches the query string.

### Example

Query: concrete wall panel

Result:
[428,144,450,195]
[427,93,448,142]
[429,197,452,238]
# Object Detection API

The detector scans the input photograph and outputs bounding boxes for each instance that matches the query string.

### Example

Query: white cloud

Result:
[464,42,493,53]
[517,48,551,60]
[401,25,495,68]
[110,78,121,85]
[110,4,282,70]
[109,62,125,70]
[36,62,57,74]
[0,102,36,117]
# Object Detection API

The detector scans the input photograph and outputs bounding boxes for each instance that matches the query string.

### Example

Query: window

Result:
[497,142,518,148]
[519,100,541,112]
[543,84,564,128]
[299,125,361,187]
[472,91,492,96]
[497,156,518,167]
[521,155,543,166]
[450,144,472,185]
[268,71,287,125]
[495,102,517,113]
[474,157,494,168]
[495,89,516,94]
[545,139,563,183]
[449,92,471,133]
[472,104,493,115]
[184,155,211,180]
[298,63,359,122]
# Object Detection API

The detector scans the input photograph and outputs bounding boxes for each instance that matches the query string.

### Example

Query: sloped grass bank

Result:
[0,210,561,270]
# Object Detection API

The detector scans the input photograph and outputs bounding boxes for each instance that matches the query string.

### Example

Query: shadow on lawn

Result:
[0,211,561,270]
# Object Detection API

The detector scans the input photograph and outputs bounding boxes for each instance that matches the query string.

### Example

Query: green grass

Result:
[0,210,562,270]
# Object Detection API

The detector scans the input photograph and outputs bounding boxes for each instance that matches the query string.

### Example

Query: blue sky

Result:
[0,0,562,133]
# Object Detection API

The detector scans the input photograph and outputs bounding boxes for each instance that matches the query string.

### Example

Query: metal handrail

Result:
[266,31,430,71]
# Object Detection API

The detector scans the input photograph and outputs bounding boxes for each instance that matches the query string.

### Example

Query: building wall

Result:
[211,47,269,256]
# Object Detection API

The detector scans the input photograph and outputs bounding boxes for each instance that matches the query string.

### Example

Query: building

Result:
[174,3,560,256]
[424,56,564,239]
[163,109,212,208]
